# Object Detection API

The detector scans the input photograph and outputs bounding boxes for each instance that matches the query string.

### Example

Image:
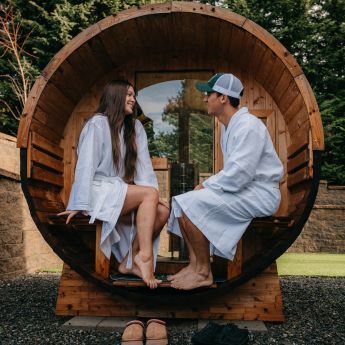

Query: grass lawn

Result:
[276,253,345,277]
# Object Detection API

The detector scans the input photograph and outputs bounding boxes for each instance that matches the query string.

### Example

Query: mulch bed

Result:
[0,273,344,344]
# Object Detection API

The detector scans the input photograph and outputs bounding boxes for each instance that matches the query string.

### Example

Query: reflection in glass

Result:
[137,79,213,175]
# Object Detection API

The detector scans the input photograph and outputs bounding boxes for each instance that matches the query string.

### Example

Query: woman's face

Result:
[124,86,136,115]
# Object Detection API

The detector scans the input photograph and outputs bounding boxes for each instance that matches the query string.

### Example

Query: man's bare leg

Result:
[167,216,197,281]
[171,213,213,290]
[118,185,162,289]
[118,204,170,279]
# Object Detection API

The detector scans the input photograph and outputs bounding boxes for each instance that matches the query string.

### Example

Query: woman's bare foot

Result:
[118,257,142,279]
[167,263,196,281]
[171,268,213,290]
[134,251,162,289]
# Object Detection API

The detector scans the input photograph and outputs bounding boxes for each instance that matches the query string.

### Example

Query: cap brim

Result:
[195,81,213,93]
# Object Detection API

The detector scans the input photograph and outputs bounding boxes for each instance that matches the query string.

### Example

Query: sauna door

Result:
[135,71,214,257]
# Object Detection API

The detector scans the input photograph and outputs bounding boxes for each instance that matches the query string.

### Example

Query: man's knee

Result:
[158,204,170,223]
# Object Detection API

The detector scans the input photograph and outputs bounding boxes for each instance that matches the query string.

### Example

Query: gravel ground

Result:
[0,274,344,345]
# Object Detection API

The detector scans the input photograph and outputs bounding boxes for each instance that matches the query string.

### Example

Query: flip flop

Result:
[146,319,168,345]
[121,320,145,345]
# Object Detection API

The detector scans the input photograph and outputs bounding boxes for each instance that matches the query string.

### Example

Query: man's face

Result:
[203,91,224,118]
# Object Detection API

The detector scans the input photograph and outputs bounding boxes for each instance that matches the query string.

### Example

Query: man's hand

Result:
[194,184,205,190]
[57,210,80,224]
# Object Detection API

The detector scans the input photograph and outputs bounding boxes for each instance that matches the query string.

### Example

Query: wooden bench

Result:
[47,214,110,279]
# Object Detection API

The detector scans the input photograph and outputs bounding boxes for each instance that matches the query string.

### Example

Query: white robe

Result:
[67,114,159,268]
[168,107,284,260]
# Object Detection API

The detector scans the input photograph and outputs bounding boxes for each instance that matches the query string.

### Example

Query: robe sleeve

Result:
[133,120,159,190]
[67,120,104,211]
[203,123,267,193]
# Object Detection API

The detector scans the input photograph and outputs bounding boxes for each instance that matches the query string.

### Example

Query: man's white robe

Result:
[67,114,159,268]
[168,107,284,260]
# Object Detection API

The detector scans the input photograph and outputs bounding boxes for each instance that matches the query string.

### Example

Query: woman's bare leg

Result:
[118,204,170,278]
[118,184,160,289]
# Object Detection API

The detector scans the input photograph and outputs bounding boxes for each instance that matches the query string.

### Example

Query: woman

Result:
[58,80,169,289]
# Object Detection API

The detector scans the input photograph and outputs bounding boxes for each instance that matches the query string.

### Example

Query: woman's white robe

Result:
[168,107,284,260]
[66,114,159,268]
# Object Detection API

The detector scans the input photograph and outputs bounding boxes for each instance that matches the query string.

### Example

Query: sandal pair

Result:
[121,319,168,345]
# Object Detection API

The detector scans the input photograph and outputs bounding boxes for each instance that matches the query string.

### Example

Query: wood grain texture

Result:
[56,263,284,321]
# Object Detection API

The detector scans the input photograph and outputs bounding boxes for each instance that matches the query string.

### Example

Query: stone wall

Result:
[289,180,345,253]
[0,133,62,280]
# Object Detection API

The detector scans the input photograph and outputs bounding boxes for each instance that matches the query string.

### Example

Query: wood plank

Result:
[56,263,284,321]
[287,111,309,138]
[227,239,242,279]
[32,197,65,213]
[32,132,64,158]
[287,149,309,174]
[31,147,64,173]
[263,58,286,95]
[30,118,61,146]
[287,167,311,189]
[256,48,277,88]
[278,80,300,115]
[95,224,110,279]
[31,165,64,187]
[284,93,304,124]
[294,74,324,150]
[28,184,63,202]
[33,106,66,138]
[243,18,302,78]
[151,157,169,170]
[287,131,309,158]
[27,132,32,178]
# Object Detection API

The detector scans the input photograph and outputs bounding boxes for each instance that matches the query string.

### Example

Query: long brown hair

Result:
[97,80,137,183]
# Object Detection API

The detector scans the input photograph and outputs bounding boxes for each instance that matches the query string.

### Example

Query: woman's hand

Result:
[194,184,205,190]
[57,210,80,224]
[159,198,170,210]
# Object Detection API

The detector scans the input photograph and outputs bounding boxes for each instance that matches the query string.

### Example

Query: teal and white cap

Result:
[195,73,244,99]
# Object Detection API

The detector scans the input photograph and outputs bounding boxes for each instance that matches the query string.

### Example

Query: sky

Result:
[137,80,182,135]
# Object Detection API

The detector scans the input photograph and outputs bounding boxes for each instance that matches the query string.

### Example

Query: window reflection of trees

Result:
[142,80,213,174]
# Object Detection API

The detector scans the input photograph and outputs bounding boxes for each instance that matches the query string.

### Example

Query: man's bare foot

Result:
[171,269,213,290]
[167,263,196,281]
[118,257,142,279]
[134,251,162,289]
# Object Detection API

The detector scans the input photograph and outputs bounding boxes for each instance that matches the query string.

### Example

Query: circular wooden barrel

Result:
[17,2,324,303]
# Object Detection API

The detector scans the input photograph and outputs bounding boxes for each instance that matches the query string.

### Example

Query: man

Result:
[167,73,284,290]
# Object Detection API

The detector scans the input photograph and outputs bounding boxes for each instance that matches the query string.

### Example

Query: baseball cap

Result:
[195,73,244,99]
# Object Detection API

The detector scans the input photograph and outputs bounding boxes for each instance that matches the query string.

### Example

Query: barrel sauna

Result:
[17,2,324,316]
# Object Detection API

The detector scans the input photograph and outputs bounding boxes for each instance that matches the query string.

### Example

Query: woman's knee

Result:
[144,187,159,203]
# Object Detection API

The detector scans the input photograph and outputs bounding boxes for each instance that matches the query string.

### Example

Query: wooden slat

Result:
[56,263,284,321]
[28,184,63,202]
[31,165,64,187]
[227,239,242,279]
[32,197,65,213]
[287,149,309,174]
[95,224,110,279]
[287,131,309,158]
[31,147,63,173]
[294,74,324,150]
[287,167,310,189]
[250,218,295,228]
[30,118,61,145]
[242,18,302,78]
[31,132,64,158]
[151,157,169,170]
